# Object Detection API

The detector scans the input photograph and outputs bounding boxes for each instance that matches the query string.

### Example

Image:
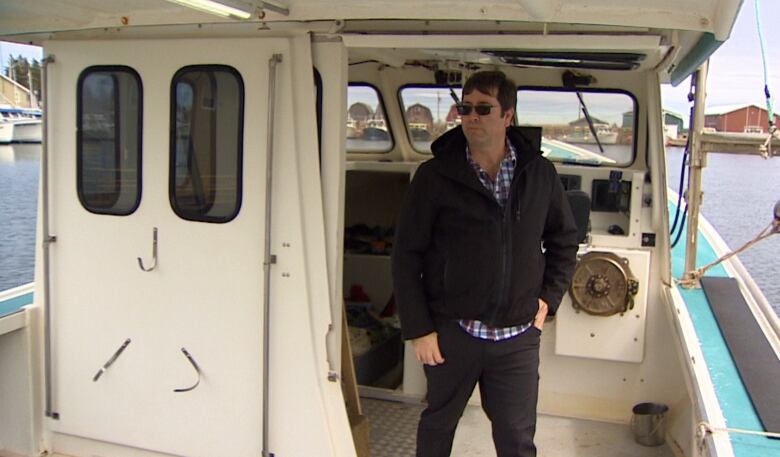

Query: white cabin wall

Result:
[0,321,35,456]
[285,33,357,457]
[33,37,355,457]
[644,73,696,455]
[646,74,673,283]
[313,37,349,374]
[40,39,268,457]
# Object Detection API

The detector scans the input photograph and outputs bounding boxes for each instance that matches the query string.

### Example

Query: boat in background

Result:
[561,124,619,145]
[0,107,43,144]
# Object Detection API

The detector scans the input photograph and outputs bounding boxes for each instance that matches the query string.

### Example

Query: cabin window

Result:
[347,84,393,153]
[516,88,637,166]
[77,66,142,215]
[170,65,244,223]
[399,86,463,153]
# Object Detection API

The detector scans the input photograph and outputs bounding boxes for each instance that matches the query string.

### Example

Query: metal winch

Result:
[569,251,639,316]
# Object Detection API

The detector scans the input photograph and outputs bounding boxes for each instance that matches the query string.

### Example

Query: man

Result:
[392,71,578,457]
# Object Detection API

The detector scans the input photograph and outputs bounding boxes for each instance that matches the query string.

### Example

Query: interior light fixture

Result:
[166,0,253,20]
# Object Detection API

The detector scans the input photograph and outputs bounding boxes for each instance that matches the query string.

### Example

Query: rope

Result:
[762,128,780,159]
[671,203,688,249]
[671,80,697,245]
[755,0,774,123]
[755,0,777,158]
[670,117,691,237]
[697,421,780,440]
[678,219,780,287]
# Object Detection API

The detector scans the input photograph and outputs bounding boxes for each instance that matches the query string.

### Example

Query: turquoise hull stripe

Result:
[0,291,34,319]
[670,203,780,455]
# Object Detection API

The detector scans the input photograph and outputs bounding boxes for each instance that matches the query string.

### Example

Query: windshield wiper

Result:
[449,87,460,106]
[562,70,604,153]
[574,91,604,153]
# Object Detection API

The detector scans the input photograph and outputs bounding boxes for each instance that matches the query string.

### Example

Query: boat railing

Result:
[699,131,780,157]
[0,281,34,305]
[0,282,34,337]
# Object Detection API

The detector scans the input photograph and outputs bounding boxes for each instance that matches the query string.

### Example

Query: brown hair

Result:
[462,71,517,115]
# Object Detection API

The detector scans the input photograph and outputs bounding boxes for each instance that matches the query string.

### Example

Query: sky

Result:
[661,0,780,120]
[2,0,778,124]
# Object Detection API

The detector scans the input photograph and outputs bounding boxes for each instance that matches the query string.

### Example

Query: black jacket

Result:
[392,126,579,340]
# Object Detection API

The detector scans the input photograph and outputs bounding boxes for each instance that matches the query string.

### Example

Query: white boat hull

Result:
[0,122,13,143]
[0,119,42,144]
[11,120,42,143]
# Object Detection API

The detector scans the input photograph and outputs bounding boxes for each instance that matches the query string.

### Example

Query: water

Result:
[0,145,39,291]
[0,144,777,315]
[666,147,779,316]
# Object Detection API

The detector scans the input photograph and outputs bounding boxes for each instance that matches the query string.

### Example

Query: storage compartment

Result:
[343,165,412,388]
[352,325,403,386]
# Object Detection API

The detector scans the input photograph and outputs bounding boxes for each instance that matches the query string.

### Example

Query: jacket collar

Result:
[430,126,540,189]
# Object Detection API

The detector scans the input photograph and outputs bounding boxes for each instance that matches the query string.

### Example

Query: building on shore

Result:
[705,104,780,133]
[0,73,36,109]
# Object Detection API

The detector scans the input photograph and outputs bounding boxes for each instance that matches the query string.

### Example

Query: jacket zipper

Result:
[488,172,518,325]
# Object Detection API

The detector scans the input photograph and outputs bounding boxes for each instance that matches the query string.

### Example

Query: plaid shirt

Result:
[458,140,534,340]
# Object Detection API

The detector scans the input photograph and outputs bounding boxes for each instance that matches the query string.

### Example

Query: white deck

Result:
[364,398,675,457]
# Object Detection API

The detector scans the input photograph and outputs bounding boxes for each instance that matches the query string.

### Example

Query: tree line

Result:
[4,56,42,98]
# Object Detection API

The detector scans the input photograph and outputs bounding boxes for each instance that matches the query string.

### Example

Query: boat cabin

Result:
[3,2,778,457]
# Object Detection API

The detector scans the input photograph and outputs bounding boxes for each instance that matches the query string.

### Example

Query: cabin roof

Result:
[0,1,742,40]
[0,1,743,86]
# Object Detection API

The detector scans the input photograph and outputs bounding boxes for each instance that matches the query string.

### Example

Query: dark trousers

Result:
[416,320,541,457]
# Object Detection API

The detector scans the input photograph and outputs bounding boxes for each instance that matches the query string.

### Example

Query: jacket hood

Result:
[431,125,540,158]
[430,125,467,159]
[430,125,541,168]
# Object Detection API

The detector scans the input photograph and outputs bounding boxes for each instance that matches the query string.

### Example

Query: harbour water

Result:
[0,145,38,292]
[0,144,778,316]
[666,146,779,316]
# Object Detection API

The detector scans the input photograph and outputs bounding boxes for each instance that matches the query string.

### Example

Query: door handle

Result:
[137,227,158,272]
[174,347,202,393]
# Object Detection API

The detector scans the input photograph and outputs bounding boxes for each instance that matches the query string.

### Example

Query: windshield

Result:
[399,86,463,153]
[517,89,636,166]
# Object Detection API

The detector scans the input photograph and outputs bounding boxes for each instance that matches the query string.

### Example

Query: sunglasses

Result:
[456,104,498,116]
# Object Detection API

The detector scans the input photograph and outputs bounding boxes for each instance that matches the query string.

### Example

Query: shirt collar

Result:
[466,138,517,169]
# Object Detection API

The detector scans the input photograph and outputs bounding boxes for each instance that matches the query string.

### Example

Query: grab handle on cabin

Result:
[137,227,158,272]
[174,347,202,393]
[93,338,132,382]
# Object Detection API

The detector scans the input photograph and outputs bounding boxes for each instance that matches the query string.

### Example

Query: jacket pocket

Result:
[443,249,491,301]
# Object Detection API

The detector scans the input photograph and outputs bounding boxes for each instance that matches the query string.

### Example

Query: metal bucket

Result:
[631,402,668,446]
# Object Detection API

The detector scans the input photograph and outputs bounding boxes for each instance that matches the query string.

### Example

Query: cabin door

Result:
[46,38,293,457]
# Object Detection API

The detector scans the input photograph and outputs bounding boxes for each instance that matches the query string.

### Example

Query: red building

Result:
[405,103,434,131]
[445,103,461,125]
[704,104,780,133]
